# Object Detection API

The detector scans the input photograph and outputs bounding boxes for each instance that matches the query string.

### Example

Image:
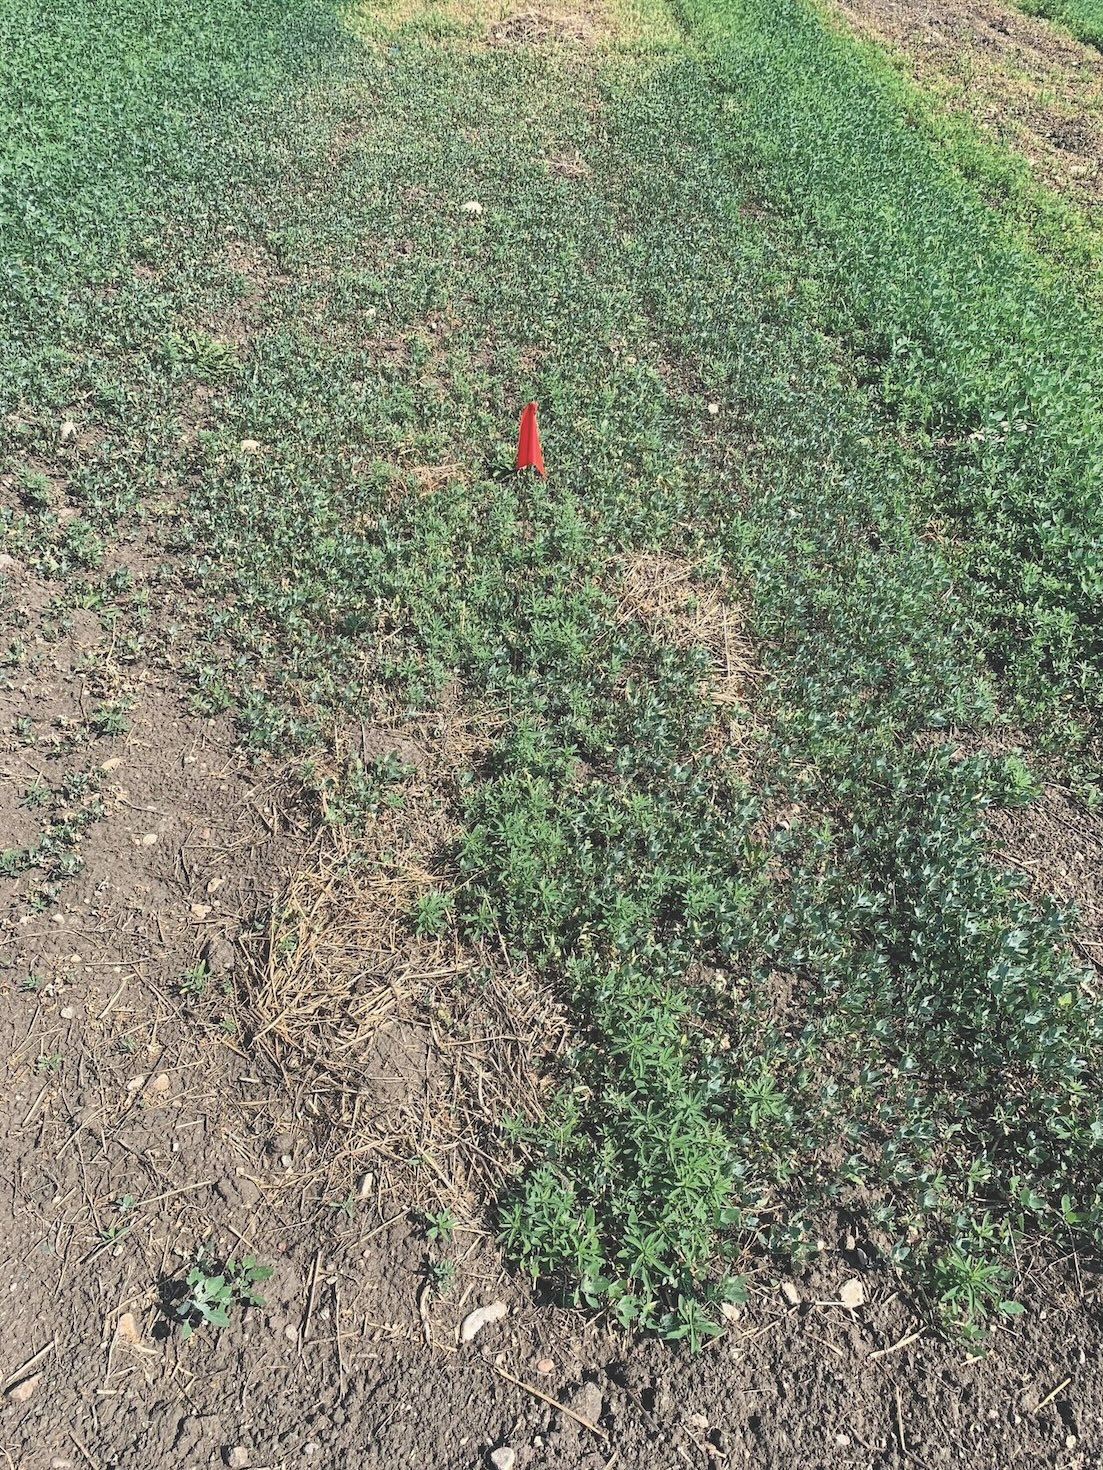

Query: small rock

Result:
[100,756,122,772]
[535,1357,555,1375]
[357,1171,375,1199]
[239,439,261,453]
[461,199,483,215]
[569,1381,603,1426]
[146,1072,171,1094]
[720,1301,741,1322]
[780,1280,801,1306]
[224,1448,250,1470]
[60,1006,76,1020]
[283,1325,297,1341]
[115,1310,141,1345]
[50,1460,74,1469]
[126,1074,148,1093]
[203,936,237,974]
[140,832,158,847]
[5,1372,40,1403]
[60,420,77,441]
[839,1277,865,1309]
[191,903,212,920]
[280,1153,293,1169]
[459,1300,508,1343]
[707,402,720,416]
[835,1434,852,1449]
[490,1449,516,1470]
[304,1445,318,1458]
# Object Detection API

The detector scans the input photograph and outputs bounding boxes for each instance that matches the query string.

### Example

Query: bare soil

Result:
[826,0,1103,207]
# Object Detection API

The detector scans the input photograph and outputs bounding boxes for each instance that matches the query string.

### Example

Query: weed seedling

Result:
[172,1245,273,1339]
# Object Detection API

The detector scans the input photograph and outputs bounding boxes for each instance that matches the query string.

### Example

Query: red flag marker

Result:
[514,401,546,477]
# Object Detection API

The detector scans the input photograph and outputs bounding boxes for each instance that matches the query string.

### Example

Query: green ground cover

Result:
[1020,0,1103,46]
[3,0,1103,1343]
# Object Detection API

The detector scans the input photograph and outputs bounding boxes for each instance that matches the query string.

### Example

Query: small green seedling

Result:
[179,960,209,999]
[173,1246,273,1339]
[422,1209,455,1246]
[327,1191,358,1221]
[428,1258,456,1296]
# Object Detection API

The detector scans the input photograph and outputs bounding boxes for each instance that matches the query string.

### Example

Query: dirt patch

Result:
[825,0,1103,206]
[990,778,1103,976]
[617,551,760,761]
[488,8,600,45]
[240,706,565,1217]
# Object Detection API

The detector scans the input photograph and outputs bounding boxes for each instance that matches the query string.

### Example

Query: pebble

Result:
[239,439,261,453]
[780,1280,800,1306]
[126,1074,148,1092]
[115,1311,141,1345]
[357,1171,375,1199]
[140,832,159,846]
[304,1443,318,1457]
[225,1448,250,1469]
[60,1006,76,1020]
[5,1373,40,1403]
[147,1072,171,1094]
[570,1382,603,1426]
[60,419,77,441]
[461,200,483,215]
[490,1449,516,1470]
[838,1277,865,1309]
[459,1300,508,1343]
[707,402,720,415]
[835,1434,852,1449]
[535,1358,555,1375]
[50,1460,73,1469]
[203,936,237,974]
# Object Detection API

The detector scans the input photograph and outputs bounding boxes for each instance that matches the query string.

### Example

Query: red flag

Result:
[514,401,546,477]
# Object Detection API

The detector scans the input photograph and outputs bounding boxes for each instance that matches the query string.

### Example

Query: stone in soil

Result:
[5,1373,41,1403]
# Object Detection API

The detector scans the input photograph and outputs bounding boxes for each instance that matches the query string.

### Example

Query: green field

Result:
[1021,0,1103,45]
[3,0,1103,1347]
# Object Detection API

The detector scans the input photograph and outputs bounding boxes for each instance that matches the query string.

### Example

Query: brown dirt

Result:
[990,779,1103,978]
[824,0,1103,207]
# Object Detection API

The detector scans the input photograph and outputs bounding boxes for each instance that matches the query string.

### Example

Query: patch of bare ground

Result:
[616,550,761,758]
[990,778,1103,976]
[239,705,568,1223]
[825,0,1103,206]
[488,6,601,45]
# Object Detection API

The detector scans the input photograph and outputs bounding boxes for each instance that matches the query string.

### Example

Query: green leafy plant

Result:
[172,1246,273,1340]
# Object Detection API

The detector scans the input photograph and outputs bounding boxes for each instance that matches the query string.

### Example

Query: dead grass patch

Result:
[616,552,761,745]
[239,707,568,1223]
